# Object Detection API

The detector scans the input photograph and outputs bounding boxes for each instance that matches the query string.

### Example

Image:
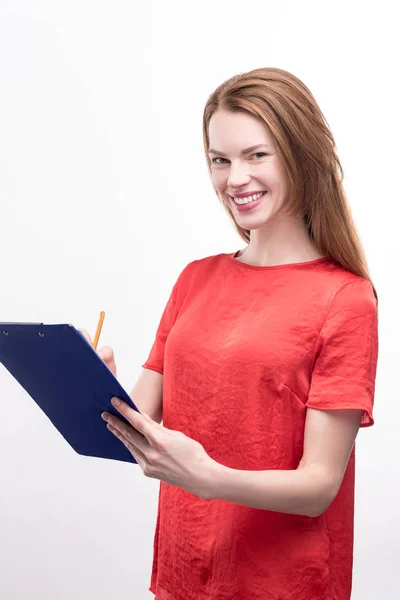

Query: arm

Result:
[78,328,164,424]
[129,367,163,424]
[205,407,363,517]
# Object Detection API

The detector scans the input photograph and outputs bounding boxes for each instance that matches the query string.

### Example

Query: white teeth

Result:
[233,191,265,205]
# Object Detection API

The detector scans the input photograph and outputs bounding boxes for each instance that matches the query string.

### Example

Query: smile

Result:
[231,191,266,205]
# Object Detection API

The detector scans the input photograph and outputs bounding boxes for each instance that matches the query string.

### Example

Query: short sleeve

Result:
[306,278,379,427]
[141,262,193,375]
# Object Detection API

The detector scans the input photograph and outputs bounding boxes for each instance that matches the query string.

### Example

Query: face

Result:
[207,109,291,228]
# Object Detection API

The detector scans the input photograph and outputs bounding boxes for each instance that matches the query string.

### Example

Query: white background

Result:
[0,1,398,598]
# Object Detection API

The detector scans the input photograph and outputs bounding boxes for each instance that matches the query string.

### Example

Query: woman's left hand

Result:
[101,397,215,500]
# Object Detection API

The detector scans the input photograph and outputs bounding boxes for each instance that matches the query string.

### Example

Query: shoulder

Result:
[176,252,228,282]
[305,259,376,312]
[329,274,377,313]
[317,275,378,340]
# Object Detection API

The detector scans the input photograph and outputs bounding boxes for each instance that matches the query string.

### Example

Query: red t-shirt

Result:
[142,250,379,600]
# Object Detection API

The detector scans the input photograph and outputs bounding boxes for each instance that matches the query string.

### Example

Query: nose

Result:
[227,161,251,190]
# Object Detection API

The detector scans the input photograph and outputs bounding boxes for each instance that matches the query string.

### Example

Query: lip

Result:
[230,190,266,199]
[230,191,267,212]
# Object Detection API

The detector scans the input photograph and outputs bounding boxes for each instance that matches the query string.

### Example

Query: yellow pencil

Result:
[93,311,105,350]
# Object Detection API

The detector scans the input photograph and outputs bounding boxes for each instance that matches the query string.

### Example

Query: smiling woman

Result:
[131,67,380,600]
[203,70,379,287]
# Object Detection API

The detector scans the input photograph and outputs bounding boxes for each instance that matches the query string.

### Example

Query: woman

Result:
[94,67,379,600]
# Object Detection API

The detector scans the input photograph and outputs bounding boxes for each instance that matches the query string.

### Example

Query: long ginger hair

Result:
[202,67,378,302]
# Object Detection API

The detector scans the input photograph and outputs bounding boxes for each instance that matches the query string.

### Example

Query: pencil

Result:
[93,311,105,350]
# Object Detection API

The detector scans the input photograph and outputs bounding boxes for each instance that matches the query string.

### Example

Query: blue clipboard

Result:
[0,322,141,464]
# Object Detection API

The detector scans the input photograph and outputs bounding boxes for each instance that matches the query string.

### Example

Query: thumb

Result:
[78,328,93,345]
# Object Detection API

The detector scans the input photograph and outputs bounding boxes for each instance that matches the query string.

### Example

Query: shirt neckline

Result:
[228,249,331,271]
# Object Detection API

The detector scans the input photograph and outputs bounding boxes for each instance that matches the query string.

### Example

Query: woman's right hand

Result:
[78,328,117,377]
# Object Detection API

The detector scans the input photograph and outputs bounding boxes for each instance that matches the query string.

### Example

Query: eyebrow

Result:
[207,144,270,156]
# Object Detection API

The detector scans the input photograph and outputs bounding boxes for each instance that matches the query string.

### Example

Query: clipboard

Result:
[0,322,141,464]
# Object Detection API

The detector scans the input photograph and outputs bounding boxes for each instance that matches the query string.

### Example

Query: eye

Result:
[211,152,267,164]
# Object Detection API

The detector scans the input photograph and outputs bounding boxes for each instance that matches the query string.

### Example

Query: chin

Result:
[241,220,272,230]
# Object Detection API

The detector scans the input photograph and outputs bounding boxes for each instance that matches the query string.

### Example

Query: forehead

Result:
[208,109,274,149]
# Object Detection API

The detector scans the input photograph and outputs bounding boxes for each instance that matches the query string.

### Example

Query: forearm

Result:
[129,395,163,424]
[205,461,334,518]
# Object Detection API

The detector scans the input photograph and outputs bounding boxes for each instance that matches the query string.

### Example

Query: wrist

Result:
[201,457,227,501]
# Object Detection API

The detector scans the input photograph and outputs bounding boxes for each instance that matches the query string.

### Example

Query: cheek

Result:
[210,172,224,191]
[210,165,227,183]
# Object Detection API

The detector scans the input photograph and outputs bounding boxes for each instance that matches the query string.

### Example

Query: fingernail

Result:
[111,397,120,407]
